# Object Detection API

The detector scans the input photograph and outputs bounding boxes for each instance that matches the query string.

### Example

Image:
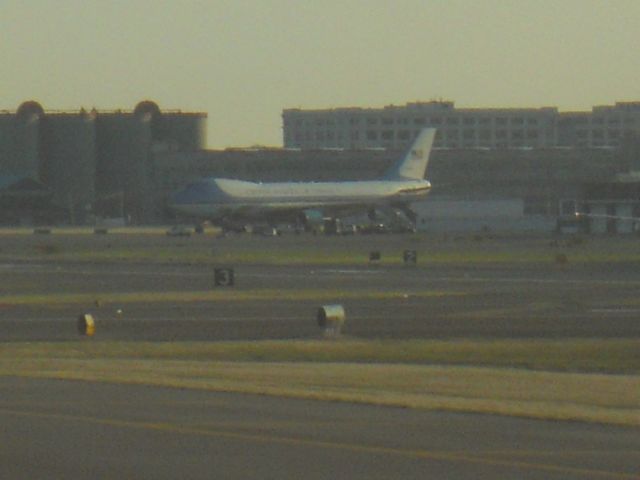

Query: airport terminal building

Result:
[1,99,639,233]
[282,100,640,150]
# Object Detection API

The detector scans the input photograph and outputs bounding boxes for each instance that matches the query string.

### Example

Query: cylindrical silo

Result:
[161,113,208,151]
[134,100,207,151]
[95,111,154,223]
[40,110,97,224]
[0,101,44,178]
[0,114,16,174]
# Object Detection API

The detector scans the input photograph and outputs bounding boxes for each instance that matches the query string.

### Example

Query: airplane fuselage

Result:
[171,177,431,219]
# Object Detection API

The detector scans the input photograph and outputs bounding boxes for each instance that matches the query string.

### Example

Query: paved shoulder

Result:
[1,378,638,479]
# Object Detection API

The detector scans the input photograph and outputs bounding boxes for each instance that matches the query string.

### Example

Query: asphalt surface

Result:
[1,233,638,478]
[1,377,638,480]
[1,256,640,341]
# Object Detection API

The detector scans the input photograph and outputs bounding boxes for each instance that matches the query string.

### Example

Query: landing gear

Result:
[368,206,417,233]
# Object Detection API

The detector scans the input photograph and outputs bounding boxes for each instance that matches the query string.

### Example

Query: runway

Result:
[1,377,638,480]
[1,233,638,478]
[1,259,640,341]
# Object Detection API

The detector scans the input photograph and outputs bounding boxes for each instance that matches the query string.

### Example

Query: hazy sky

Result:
[2,0,638,148]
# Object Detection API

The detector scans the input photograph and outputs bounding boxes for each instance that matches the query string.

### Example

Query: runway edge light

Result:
[317,305,346,337]
[78,313,96,337]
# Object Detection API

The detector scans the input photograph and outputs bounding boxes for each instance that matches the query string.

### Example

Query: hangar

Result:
[0,100,206,225]
[0,176,55,225]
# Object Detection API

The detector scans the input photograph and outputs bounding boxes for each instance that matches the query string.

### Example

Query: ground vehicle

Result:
[166,226,192,237]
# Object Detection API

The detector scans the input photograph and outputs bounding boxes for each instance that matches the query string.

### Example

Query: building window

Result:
[367,118,378,125]
[479,130,491,140]
[524,196,551,215]
[446,117,459,125]
[496,117,507,125]
[414,117,426,125]
[398,130,411,140]
[381,130,394,140]
[462,117,475,125]
[431,117,442,125]
[366,130,378,140]
[382,118,394,125]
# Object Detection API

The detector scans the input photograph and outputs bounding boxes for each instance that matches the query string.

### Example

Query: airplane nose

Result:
[171,188,191,206]
[170,180,223,208]
[169,183,208,210]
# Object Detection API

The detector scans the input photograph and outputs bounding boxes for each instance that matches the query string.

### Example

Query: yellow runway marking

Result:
[1,407,637,479]
[480,449,639,458]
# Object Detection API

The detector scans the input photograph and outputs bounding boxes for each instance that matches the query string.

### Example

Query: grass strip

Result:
[21,248,640,266]
[1,359,637,427]
[0,289,460,306]
[1,339,638,373]
[7,237,640,266]
[2,339,637,426]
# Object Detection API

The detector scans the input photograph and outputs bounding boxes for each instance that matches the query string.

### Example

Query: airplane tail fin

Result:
[383,128,436,181]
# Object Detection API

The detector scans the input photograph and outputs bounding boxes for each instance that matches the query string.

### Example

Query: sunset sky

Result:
[2,0,638,147]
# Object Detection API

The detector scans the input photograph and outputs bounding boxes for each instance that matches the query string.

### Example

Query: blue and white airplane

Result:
[170,128,436,229]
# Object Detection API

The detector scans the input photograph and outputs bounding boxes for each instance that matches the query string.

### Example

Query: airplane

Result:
[169,128,436,231]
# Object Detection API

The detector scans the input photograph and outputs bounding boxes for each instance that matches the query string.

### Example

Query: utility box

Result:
[317,304,346,337]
